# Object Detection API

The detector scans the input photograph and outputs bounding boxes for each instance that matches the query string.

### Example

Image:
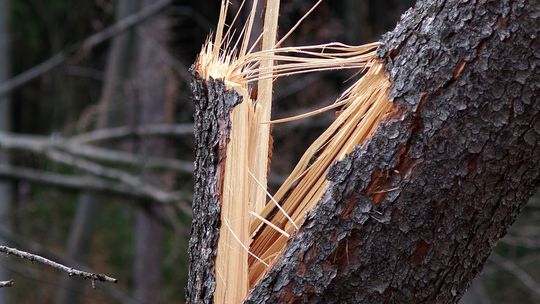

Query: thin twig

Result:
[0,280,14,288]
[0,227,142,302]
[0,246,117,284]
[0,0,172,96]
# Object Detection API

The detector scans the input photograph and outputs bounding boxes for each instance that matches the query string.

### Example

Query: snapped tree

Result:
[187,0,540,303]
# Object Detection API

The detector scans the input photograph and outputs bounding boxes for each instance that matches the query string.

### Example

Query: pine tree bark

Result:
[187,0,540,303]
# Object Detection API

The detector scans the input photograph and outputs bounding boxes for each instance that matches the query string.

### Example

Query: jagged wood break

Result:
[189,1,394,303]
[188,1,540,303]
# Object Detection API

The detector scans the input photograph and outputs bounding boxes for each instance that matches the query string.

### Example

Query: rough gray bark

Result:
[186,77,243,304]
[188,0,540,303]
[0,0,11,302]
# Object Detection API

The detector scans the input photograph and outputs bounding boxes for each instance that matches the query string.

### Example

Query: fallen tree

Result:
[187,0,540,303]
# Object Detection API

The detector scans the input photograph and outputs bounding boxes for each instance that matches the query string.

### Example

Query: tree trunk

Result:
[187,0,540,303]
[187,77,243,303]
[131,0,175,301]
[55,1,139,303]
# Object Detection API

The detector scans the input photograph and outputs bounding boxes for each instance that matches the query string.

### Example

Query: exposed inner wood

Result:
[248,62,393,286]
[249,0,280,217]
[195,1,393,302]
[214,87,252,304]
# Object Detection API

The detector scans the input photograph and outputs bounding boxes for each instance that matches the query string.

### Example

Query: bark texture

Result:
[188,0,540,303]
[246,0,540,303]
[186,76,243,303]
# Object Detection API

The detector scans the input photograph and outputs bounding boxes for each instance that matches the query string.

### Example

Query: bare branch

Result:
[0,227,142,302]
[0,130,194,214]
[45,150,193,216]
[0,0,173,96]
[64,143,193,173]
[0,130,194,173]
[0,164,190,205]
[70,123,193,144]
[45,149,136,184]
[0,131,50,152]
[0,246,117,283]
[0,280,13,288]
[490,253,540,299]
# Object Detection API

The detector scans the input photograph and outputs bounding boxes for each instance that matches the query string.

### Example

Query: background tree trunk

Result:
[187,0,540,303]
[54,1,140,303]
[344,0,370,43]
[131,0,176,301]
[0,0,11,301]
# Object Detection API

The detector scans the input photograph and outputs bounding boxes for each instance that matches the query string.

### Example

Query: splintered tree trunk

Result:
[187,0,540,303]
[188,78,242,303]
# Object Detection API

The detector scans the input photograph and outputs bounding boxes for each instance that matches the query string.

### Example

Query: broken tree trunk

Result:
[188,77,243,303]
[187,0,540,303]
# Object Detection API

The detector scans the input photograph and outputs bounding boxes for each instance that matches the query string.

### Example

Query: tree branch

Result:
[46,148,149,185]
[0,130,193,173]
[0,164,190,205]
[0,246,117,284]
[70,123,193,144]
[0,0,173,96]
[0,227,141,302]
[45,150,193,216]
[0,129,194,214]
[0,280,13,288]
[64,143,193,173]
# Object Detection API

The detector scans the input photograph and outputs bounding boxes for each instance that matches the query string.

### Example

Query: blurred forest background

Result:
[0,0,538,303]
